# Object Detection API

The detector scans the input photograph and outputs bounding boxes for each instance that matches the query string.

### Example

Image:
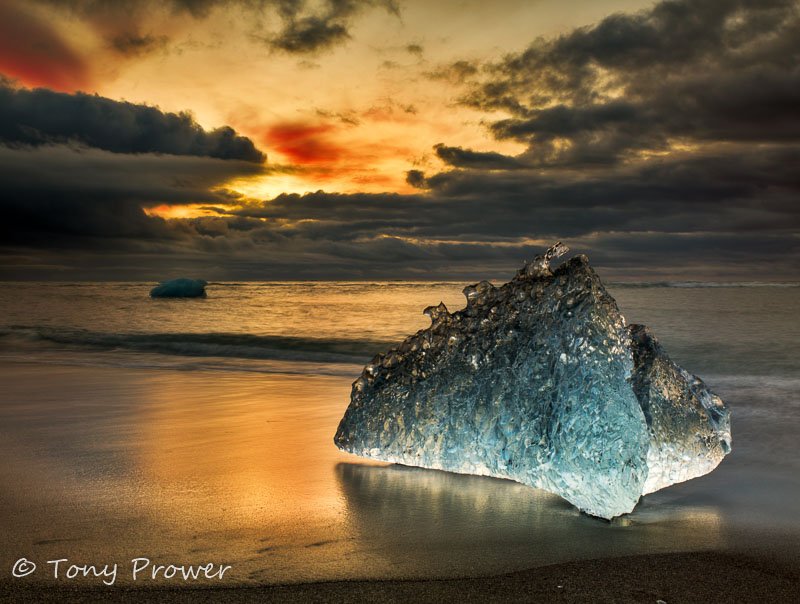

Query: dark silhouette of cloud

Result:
[0,85,267,264]
[0,83,265,162]
[459,0,800,167]
[269,17,350,53]
[231,143,799,241]
[433,144,527,170]
[267,0,400,54]
[0,144,265,247]
[405,169,427,188]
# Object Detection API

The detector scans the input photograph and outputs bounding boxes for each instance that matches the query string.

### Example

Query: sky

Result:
[0,0,798,281]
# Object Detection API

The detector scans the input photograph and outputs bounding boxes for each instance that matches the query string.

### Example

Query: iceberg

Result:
[334,244,731,519]
[150,278,207,298]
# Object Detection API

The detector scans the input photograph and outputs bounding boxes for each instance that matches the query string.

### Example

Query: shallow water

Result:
[0,279,798,585]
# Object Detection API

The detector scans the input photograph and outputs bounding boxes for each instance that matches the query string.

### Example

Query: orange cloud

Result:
[0,1,90,92]
[263,122,344,165]
[227,111,418,195]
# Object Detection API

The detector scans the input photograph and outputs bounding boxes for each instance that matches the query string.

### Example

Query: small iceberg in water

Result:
[150,278,208,298]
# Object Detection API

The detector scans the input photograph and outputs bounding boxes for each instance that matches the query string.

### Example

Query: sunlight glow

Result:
[144,204,218,219]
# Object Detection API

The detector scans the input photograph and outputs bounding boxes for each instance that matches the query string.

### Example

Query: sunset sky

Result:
[1,0,798,280]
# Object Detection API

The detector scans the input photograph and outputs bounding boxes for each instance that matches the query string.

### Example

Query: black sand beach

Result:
[3,551,799,603]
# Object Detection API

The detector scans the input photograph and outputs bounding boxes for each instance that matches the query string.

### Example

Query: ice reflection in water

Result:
[335,461,727,577]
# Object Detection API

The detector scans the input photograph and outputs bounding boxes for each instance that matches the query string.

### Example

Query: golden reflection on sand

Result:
[133,371,363,528]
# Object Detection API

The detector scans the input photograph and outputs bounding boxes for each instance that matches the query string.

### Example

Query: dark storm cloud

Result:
[433,144,527,170]
[461,0,800,167]
[0,85,268,263]
[269,17,350,53]
[232,143,799,240]
[405,169,428,189]
[191,116,797,279]
[0,144,265,247]
[34,0,401,55]
[267,0,400,53]
[0,83,265,162]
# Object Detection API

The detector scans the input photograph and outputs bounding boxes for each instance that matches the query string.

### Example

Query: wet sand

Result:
[2,361,799,598]
[2,551,799,603]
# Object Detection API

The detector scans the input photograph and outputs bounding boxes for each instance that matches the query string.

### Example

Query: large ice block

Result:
[334,244,731,519]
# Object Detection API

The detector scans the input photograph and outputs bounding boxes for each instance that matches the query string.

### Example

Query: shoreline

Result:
[3,551,799,603]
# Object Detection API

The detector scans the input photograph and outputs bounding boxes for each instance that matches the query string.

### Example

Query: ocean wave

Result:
[0,326,390,364]
[0,350,362,377]
[609,281,800,288]
[205,281,464,288]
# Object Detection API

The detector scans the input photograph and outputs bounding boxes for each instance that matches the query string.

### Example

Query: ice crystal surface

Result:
[334,244,731,519]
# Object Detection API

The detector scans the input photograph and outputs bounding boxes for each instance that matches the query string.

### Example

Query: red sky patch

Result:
[0,1,90,92]
[263,122,344,165]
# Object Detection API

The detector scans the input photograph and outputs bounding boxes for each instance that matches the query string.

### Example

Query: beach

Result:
[1,282,799,600]
[3,551,799,603]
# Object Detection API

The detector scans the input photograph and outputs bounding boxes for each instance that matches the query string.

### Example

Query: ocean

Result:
[1,279,799,584]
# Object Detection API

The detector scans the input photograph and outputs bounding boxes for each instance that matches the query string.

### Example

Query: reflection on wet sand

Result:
[0,362,734,586]
[0,365,367,584]
[336,461,727,576]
